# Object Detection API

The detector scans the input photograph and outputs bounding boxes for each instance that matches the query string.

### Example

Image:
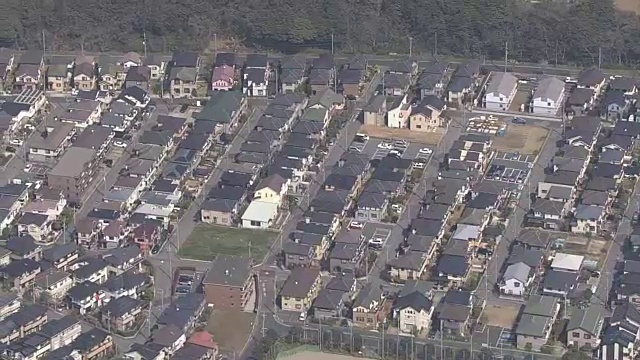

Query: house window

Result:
[416,124,422,129]
[572,332,580,338]
[584,334,591,339]
[547,102,551,106]
[513,282,520,287]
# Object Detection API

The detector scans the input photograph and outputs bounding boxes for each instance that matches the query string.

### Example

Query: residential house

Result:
[16,213,50,244]
[363,95,387,126]
[42,243,79,270]
[74,60,96,90]
[598,302,640,360]
[355,191,389,222]
[200,199,240,226]
[211,65,235,91]
[394,291,434,334]
[202,256,253,310]
[169,51,200,98]
[352,281,385,329]
[446,72,474,105]
[193,91,247,133]
[436,290,473,337]
[254,174,288,206]
[280,268,321,312]
[67,281,108,314]
[483,72,518,111]
[307,88,344,112]
[27,121,75,164]
[308,69,332,94]
[499,262,533,298]
[0,258,41,290]
[241,200,279,229]
[528,199,566,230]
[409,95,446,131]
[244,68,268,97]
[72,328,114,360]
[34,270,73,302]
[572,204,604,235]
[530,77,565,115]
[40,316,82,351]
[386,95,411,128]
[566,305,605,349]
[515,295,560,351]
[578,68,606,93]
[120,52,142,68]
[15,51,44,91]
[101,296,143,331]
[125,66,151,91]
[131,222,161,255]
[0,304,47,344]
[609,77,637,95]
[47,64,71,92]
[567,88,596,116]
[328,231,367,274]
[144,54,169,80]
[338,69,362,99]
[6,235,42,261]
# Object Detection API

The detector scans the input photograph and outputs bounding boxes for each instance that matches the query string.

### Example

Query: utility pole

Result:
[598,46,602,69]
[331,32,335,55]
[143,32,148,60]
[42,30,46,94]
[504,41,508,73]
[434,32,438,57]
[214,33,218,56]
[409,37,413,57]
[555,40,559,67]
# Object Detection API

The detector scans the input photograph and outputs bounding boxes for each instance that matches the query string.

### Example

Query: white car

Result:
[391,204,403,212]
[368,237,385,247]
[419,147,433,155]
[389,149,401,157]
[114,141,128,148]
[24,124,35,131]
[23,164,32,172]
[377,142,393,150]
[9,139,23,146]
[349,220,364,229]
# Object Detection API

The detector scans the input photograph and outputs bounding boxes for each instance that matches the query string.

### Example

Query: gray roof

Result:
[280,267,320,299]
[575,204,604,220]
[532,77,564,102]
[567,305,604,335]
[532,199,564,216]
[547,186,573,200]
[196,91,244,123]
[516,314,552,337]
[353,281,383,309]
[152,325,183,347]
[581,190,609,206]
[28,122,75,151]
[394,291,433,313]
[599,149,625,164]
[363,95,386,112]
[42,243,78,263]
[101,295,143,317]
[486,72,518,97]
[49,147,96,177]
[202,255,252,287]
[308,88,344,109]
[312,288,344,310]
[579,68,605,87]
[544,170,579,186]
[523,295,558,317]
[503,262,530,283]
[73,125,112,150]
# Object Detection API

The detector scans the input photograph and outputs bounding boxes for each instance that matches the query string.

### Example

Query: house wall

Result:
[409,113,442,132]
[75,75,95,90]
[50,323,82,351]
[532,94,563,115]
[399,308,432,333]
[567,328,599,349]
[282,82,299,94]
[329,257,360,275]
[48,76,68,92]
[390,266,424,281]
[200,209,233,226]
[284,253,312,269]
[48,161,100,204]
[572,219,599,234]
[363,111,385,127]
[500,278,526,297]
[355,206,384,222]
[387,108,408,128]
[516,334,547,351]
[171,79,197,98]
[204,281,252,310]
[125,80,149,91]
[484,87,517,111]
[314,307,340,321]
[254,188,281,205]
[353,308,378,328]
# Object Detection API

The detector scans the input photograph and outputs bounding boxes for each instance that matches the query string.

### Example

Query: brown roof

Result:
[76,218,98,234]
[256,174,287,192]
[122,52,142,64]
[102,220,127,237]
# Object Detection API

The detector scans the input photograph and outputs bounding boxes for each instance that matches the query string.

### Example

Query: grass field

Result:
[359,124,444,145]
[281,351,372,360]
[207,310,255,353]
[491,124,549,155]
[178,224,277,262]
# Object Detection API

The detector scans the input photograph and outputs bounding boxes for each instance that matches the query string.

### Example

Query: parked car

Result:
[9,139,23,146]
[368,237,385,248]
[511,117,527,125]
[349,221,364,229]
[419,147,433,155]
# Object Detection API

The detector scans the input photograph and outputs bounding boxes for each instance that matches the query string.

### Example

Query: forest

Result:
[1,0,639,67]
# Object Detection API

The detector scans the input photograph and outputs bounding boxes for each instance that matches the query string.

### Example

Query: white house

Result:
[483,72,518,111]
[394,292,434,333]
[499,262,532,297]
[241,200,279,229]
[244,68,268,97]
[387,95,411,128]
[530,77,565,115]
[550,253,584,273]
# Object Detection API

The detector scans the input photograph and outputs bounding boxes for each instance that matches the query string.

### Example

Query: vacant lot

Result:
[491,124,549,155]
[207,310,255,353]
[178,224,277,262]
[480,304,521,329]
[359,124,444,145]
[563,235,610,266]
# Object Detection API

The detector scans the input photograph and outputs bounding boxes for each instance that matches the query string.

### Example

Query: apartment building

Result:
[47,147,99,204]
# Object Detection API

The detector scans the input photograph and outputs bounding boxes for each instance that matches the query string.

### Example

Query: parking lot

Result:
[485,152,534,184]
[362,222,393,245]
[351,136,434,162]
[174,268,204,295]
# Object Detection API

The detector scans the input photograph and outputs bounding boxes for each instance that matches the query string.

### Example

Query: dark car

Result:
[511,117,527,125]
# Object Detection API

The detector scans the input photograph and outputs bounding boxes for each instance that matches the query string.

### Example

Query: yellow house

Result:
[280,268,321,312]
[254,174,288,206]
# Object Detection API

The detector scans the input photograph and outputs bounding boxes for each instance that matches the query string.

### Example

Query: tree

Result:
[562,349,592,360]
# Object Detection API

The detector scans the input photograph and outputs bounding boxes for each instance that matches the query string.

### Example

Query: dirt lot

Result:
[616,0,640,14]
[563,235,610,265]
[480,304,521,329]
[207,310,255,353]
[491,124,549,155]
[359,124,444,145]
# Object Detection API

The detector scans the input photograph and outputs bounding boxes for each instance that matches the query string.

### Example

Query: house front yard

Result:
[178,224,277,262]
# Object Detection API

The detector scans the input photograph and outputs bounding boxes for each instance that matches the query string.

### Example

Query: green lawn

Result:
[178,224,277,262]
